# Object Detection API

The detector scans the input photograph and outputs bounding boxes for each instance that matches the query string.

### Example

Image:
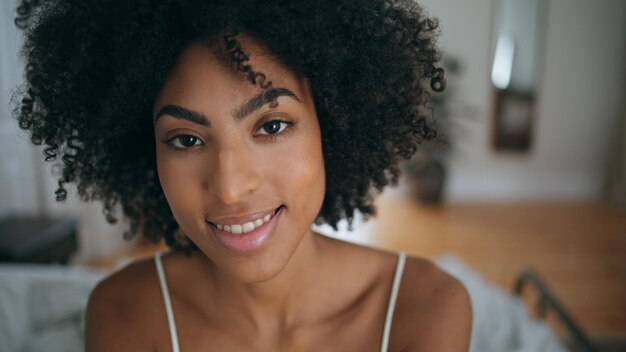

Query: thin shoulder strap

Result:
[154,251,181,352]
[380,252,406,352]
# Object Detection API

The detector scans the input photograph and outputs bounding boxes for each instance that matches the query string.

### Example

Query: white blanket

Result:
[0,264,106,352]
[437,255,567,352]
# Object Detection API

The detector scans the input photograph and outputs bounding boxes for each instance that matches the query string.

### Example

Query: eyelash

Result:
[163,119,295,152]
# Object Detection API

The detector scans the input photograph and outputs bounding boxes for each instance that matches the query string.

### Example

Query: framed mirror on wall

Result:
[490,0,547,152]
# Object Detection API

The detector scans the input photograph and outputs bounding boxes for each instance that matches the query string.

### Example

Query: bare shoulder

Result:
[85,256,164,351]
[392,255,472,351]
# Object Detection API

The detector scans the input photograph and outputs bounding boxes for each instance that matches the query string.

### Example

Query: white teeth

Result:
[231,224,243,234]
[214,207,280,234]
[242,222,255,233]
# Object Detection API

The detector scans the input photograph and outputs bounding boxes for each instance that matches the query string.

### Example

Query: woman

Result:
[14,0,471,350]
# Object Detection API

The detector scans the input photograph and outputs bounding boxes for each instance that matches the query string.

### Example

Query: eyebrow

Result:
[155,105,210,126]
[154,87,301,126]
[233,87,300,120]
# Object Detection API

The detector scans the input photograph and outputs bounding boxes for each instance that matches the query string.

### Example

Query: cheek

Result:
[156,147,206,228]
[266,126,326,219]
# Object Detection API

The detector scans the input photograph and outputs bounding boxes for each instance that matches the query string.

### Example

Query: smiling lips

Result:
[208,206,282,234]
[208,205,284,253]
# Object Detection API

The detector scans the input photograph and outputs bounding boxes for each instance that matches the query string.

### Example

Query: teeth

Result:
[213,207,280,234]
[242,222,255,233]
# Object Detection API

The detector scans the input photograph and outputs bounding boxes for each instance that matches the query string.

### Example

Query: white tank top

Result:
[155,251,406,352]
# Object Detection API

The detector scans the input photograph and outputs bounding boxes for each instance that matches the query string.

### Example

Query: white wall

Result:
[419,0,626,201]
[0,0,40,216]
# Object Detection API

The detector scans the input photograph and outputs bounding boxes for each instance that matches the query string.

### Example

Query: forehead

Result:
[153,37,308,116]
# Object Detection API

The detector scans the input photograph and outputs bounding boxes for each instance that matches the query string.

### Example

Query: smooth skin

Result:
[85,37,472,351]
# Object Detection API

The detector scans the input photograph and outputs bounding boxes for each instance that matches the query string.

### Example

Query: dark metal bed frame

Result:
[514,269,599,352]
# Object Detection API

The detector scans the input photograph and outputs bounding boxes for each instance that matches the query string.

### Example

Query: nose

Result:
[210,145,261,205]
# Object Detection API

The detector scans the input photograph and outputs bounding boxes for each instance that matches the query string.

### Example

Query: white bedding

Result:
[0,256,567,352]
[437,255,567,352]
[0,264,106,352]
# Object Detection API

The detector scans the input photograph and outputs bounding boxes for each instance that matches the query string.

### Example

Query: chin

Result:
[214,247,295,284]
[233,259,288,284]
[193,222,304,284]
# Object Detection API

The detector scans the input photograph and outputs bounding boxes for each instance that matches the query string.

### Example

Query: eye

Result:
[168,134,204,149]
[256,120,290,136]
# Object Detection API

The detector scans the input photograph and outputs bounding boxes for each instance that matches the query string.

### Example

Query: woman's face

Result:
[153,38,326,283]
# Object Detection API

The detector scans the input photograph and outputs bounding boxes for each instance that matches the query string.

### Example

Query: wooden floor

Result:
[93,199,626,338]
[365,198,626,338]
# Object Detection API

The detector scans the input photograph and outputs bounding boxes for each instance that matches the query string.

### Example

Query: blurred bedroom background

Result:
[0,0,624,351]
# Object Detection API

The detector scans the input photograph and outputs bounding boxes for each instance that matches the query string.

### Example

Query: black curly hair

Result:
[13,0,445,253]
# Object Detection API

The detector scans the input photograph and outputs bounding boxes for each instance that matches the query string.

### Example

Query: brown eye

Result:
[168,134,203,149]
[255,119,292,137]
[261,120,282,135]
[179,135,199,147]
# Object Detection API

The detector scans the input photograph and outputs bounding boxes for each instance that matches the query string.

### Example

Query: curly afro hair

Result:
[13,0,445,253]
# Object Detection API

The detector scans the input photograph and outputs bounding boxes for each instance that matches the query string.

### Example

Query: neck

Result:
[200,231,332,333]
